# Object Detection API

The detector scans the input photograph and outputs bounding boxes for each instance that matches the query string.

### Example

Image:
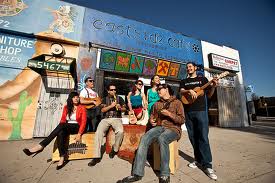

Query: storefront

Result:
[0,1,248,141]
[201,41,249,127]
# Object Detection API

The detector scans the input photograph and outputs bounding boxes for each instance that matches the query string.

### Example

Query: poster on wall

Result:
[168,63,180,78]
[129,55,145,74]
[99,49,117,71]
[0,0,85,42]
[115,52,131,72]
[156,60,170,76]
[142,58,158,76]
[77,47,97,91]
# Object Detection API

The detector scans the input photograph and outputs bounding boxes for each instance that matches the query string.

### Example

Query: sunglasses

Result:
[88,79,94,82]
[109,89,116,91]
[137,83,143,86]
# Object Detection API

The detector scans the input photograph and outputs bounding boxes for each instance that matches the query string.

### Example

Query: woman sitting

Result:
[127,80,147,121]
[23,91,87,170]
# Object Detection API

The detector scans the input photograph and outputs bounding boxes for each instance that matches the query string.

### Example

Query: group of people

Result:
[23,62,218,182]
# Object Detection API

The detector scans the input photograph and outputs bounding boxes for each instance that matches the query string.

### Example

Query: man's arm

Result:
[207,78,218,98]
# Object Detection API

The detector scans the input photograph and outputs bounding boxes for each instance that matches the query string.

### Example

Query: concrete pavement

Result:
[1,118,275,183]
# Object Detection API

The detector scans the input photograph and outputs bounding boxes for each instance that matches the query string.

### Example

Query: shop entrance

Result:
[103,71,138,103]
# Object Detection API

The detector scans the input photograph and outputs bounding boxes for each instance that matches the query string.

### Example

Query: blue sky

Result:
[64,0,275,97]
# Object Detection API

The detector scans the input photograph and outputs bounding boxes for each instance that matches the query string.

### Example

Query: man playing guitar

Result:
[180,62,218,180]
[80,77,100,132]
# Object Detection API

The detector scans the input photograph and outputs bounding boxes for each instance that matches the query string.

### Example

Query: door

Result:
[217,87,241,127]
[33,76,74,137]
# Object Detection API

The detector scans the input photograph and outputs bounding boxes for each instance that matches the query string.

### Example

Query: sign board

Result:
[27,59,70,72]
[81,8,203,65]
[209,53,239,72]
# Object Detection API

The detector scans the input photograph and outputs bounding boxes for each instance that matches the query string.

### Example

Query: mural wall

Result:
[0,0,83,140]
[99,49,187,80]
[0,0,85,42]
[77,47,97,91]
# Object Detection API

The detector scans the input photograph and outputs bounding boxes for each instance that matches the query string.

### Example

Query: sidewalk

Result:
[1,120,275,183]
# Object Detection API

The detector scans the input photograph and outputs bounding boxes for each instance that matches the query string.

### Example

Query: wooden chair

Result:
[152,140,179,175]
[52,132,96,161]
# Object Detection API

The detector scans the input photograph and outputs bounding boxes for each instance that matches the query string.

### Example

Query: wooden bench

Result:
[152,140,179,175]
[52,132,96,161]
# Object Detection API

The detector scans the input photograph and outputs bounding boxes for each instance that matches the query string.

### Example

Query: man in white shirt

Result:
[79,77,99,132]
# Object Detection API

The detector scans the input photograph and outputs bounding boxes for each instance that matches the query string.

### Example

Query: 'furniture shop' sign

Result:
[82,8,203,65]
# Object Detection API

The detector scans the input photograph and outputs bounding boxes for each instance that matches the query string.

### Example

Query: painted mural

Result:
[77,47,97,91]
[168,63,180,78]
[0,32,40,140]
[143,58,158,76]
[0,31,80,140]
[156,60,170,76]
[99,49,116,70]
[178,63,187,80]
[115,52,131,72]
[129,55,144,74]
[0,0,85,42]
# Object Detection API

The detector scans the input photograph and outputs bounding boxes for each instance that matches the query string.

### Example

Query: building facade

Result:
[0,1,248,140]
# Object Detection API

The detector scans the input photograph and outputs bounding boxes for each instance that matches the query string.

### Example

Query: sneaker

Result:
[188,161,198,168]
[204,168,218,180]
[159,176,170,183]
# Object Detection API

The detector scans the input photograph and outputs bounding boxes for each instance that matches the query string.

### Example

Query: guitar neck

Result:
[200,79,213,90]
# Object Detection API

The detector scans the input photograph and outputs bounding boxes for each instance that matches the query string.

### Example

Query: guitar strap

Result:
[85,88,90,98]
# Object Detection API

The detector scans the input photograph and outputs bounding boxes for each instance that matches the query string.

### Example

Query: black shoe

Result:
[23,148,43,157]
[88,158,100,166]
[56,160,68,170]
[109,147,118,159]
[159,176,170,183]
[121,175,142,183]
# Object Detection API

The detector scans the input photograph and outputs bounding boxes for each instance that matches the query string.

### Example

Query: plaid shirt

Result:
[150,96,185,139]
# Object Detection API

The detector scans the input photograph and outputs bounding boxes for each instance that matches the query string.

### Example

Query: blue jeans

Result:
[185,111,212,168]
[132,126,179,177]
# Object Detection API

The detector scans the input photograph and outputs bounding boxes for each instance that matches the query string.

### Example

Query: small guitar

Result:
[83,97,102,109]
[181,71,229,105]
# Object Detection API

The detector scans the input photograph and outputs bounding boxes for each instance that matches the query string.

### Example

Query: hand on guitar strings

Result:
[211,78,219,87]
[189,89,198,99]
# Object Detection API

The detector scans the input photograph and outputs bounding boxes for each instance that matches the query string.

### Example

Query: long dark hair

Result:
[67,91,79,118]
[150,75,159,87]
[131,80,143,95]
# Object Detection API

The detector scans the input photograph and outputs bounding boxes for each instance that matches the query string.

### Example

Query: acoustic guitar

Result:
[82,97,102,109]
[181,71,229,105]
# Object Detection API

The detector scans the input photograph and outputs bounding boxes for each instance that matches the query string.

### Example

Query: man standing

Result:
[80,77,99,132]
[120,84,184,183]
[180,62,218,180]
[88,83,126,166]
